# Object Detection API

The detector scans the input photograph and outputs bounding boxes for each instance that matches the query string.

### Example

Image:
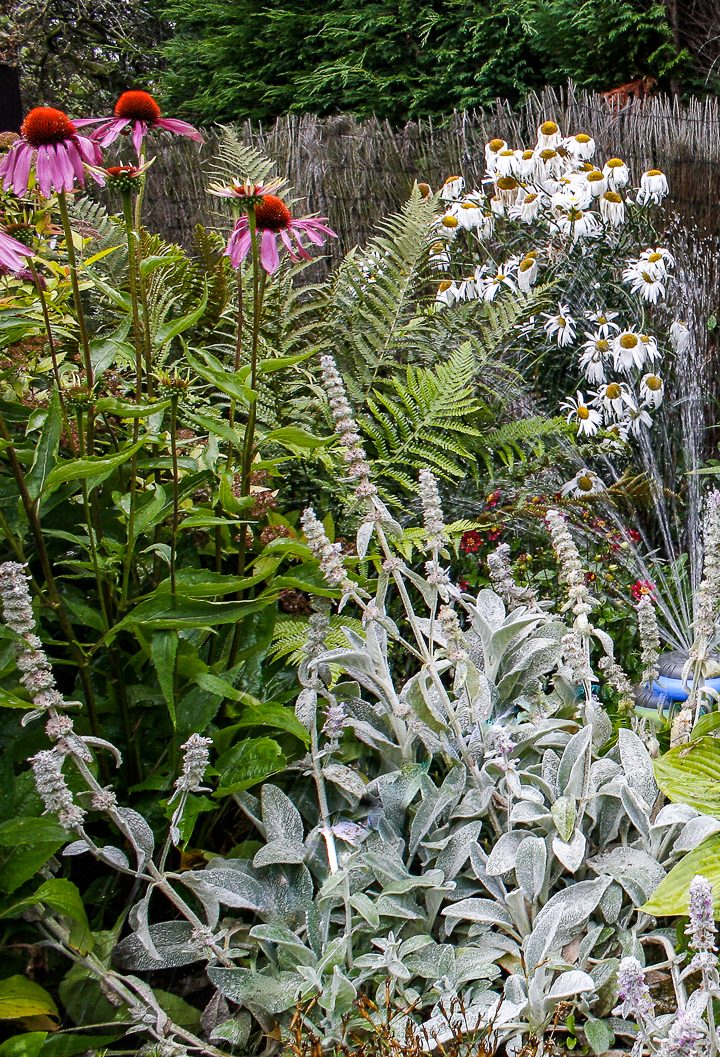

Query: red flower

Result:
[457,578,470,592]
[630,579,655,601]
[488,527,503,542]
[460,530,484,554]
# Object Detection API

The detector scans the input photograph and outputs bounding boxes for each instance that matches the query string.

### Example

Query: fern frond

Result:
[269,614,365,666]
[482,415,569,471]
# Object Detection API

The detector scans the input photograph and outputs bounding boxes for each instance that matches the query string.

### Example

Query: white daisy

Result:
[494,149,517,177]
[584,169,608,197]
[561,467,606,497]
[495,175,522,207]
[561,391,603,436]
[590,380,633,418]
[510,192,542,223]
[641,246,674,269]
[625,268,666,304]
[428,240,451,271]
[622,403,654,435]
[482,269,516,301]
[538,148,565,179]
[579,335,612,383]
[640,373,664,408]
[586,309,620,337]
[435,280,459,306]
[514,149,539,179]
[599,190,625,227]
[613,331,646,373]
[456,200,484,230]
[564,132,596,162]
[517,255,538,292]
[544,304,577,347]
[555,207,600,242]
[456,275,479,301]
[603,158,630,187]
[441,175,465,201]
[639,334,660,362]
[485,138,508,174]
[637,168,669,205]
[552,186,592,213]
[536,120,563,149]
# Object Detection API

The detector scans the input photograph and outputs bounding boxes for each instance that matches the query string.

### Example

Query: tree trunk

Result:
[0,64,22,131]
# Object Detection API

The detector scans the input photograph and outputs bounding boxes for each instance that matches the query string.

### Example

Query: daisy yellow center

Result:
[647,252,662,262]
[525,248,538,257]
[607,158,625,168]
[578,474,593,491]
[519,258,535,271]
[620,334,638,349]
[645,375,662,390]
[597,315,607,324]
[641,271,655,283]
[540,121,559,135]
[496,176,518,190]
[441,215,458,228]
[557,317,566,327]
[640,335,651,343]
[575,133,591,143]
[587,170,604,182]
[461,202,476,209]
[603,191,622,203]
[488,139,505,151]
[646,169,663,177]
[522,150,535,160]
[577,406,590,419]
[115,90,162,123]
[524,194,538,203]
[430,242,444,253]
[21,107,77,147]
[597,339,610,352]
[444,175,462,184]
[606,382,621,399]
[438,280,453,292]
[499,149,514,157]
[540,149,557,160]
[254,194,292,231]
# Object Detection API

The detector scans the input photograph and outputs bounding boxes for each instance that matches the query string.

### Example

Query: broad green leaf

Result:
[219,705,310,746]
[26,391,61,501]
[0,689,33,710]
[95,396,170,419]
[256,350,314,374]
[1,880,92,954]
[0,818,67,894]
[264,426,328,450]
[186,411,245,451]
[643,834,720,916]
[184,349,254,405]
[150,632,178,727]
[214,737,286,797]
[0,1032,47,1057]
[584,1019,614,1056]
[654,737,720,815]
[0,977,58,1022]
[108,591,275,636]
[43,440,145,495]
[154,286,208,347]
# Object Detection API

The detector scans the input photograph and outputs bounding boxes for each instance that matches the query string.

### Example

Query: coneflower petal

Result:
[259,229,280,273]
[156,117,204,143]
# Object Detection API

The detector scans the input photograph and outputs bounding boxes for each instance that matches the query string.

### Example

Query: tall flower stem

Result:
[27,259,72,441]
[132,153,155,399]
[56,192,95,450]
[239,207,266,502]
[0,416,100,737]
[169,394,180,600]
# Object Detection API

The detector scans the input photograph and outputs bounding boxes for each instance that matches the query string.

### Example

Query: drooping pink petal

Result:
[156,117,204,143]
[285,230,308,261]
[73,117,106,128]
[65,141,86,188]
[0,143,19,190]
[131,120,147,156]
[0,230,31,272]
[225,221,252,268]
[10,144,33,196]
[77,135,102,166]
[96,118,130,146]
[259,228,280,273]
[35,145,53,197]
[54,143,76,191]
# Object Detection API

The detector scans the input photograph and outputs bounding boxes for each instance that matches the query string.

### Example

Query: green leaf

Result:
[256,350,314,374]
[154,286,208,347]
[0,818,67,894]
[150,632,178,727]
[264,426,328,450]
[1,880,92,954]
[0,1032,48,1057]
[221,705,310,746]
[584,1018,613,1055]
[214,737,286,797]
[654,737,720,815]
[185,411,246,451]
[0,978,58,1022]
[95,396,170,419]
[184,349,254,405]
[43,440,145,496]
[643,834,720,916]
[26,391,61,501]
[153,990,202,1029]
[109,591,275,636]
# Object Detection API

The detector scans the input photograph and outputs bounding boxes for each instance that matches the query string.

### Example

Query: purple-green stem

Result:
[56,191,95,451]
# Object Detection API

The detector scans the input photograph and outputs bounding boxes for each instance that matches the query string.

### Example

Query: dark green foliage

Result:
[158,0,682,125]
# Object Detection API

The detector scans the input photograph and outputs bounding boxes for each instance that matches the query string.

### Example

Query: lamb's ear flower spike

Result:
[76,89,203,156]
[0,106,104,198]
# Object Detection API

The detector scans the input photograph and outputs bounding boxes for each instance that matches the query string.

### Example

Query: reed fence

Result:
[116,84,720,260]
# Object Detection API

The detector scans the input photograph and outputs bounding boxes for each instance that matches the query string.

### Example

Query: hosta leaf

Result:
[642,834,720,916]
[654,737,720,815]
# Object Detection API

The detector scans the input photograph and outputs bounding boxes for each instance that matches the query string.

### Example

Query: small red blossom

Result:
[630,579,655,601]
[460,530,484,554]
[486,490,502,508]
[457,578,470,592]
[628,529,641,543]
[488,527,503,542]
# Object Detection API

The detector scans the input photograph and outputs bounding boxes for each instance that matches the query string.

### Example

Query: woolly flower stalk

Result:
[545,510,593,623]
[172,734,212,796]
[693,490,720,643]
[438,605,468,663]
[488,543,536,609]
[418,468,446,551]
[612,956,655,1020]
[319,355,376,500]
[0,562,66,716]
[30,749,85,830]
[561,630,593,684]
[598,654,635,712]
[637,594,661,687]
[655,1011,705,1057]
[302,507,359,596]
[686,874,718,971]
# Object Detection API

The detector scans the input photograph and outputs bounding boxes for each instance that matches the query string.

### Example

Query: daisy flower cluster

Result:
[430,120,677,499]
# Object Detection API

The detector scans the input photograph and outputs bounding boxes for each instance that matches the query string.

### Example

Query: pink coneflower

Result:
[0,229,33,273]
[221,190,337,274]
[77,90,203,156]
[0,107,103,198]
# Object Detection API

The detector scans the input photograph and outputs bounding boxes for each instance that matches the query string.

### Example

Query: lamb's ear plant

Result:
[3,363,718,1056]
